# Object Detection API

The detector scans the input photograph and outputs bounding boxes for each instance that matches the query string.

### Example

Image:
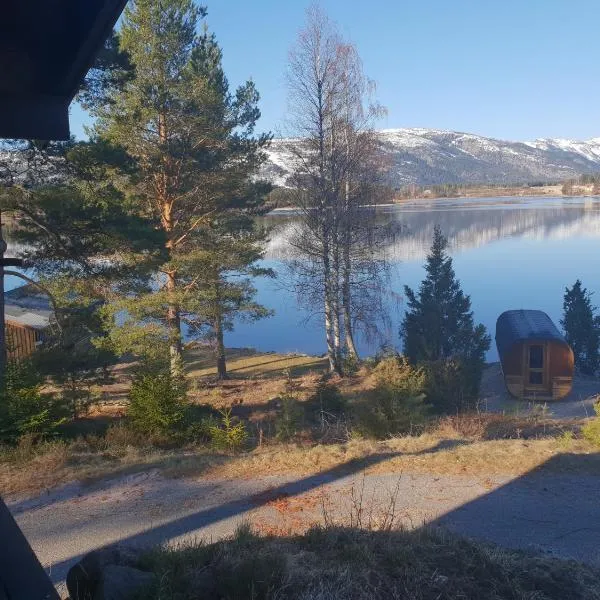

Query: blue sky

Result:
[70,0,600,142]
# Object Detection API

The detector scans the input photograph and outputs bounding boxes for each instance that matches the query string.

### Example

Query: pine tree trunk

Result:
[158,113,183,379]
[166,270,183,377]
[214,275,228,380]
[215,313,228,380]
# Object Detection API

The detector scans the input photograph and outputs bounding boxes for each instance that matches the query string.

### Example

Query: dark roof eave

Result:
[0,0,128,141]
[0,95,69,141]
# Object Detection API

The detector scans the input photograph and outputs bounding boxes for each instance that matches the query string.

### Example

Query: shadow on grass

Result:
[7,453,230,517]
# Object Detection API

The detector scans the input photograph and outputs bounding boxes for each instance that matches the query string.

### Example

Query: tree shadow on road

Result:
[429,452,600,565]
[43,438,468,582]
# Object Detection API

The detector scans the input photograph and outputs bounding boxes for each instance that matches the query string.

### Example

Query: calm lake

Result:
[228,196,600,362]
[7,195,599,362]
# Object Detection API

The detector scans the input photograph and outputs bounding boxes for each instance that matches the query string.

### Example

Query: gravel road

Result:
[8,461,600,594]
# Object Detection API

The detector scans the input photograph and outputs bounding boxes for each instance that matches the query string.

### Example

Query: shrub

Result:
[101,422,148,451]
[183,404,222,444]
[1,433,68,465]
[306,382,348,438]
[0,361,68,443]
[127,371,186,436]
[275,395,305,441]
[583,401,600,448]
[206,408,248,452]
[353,357,428,438]
[423,358,478,413]
[557,430,574,450]
[342,351,360,375]
[311,382,347,417]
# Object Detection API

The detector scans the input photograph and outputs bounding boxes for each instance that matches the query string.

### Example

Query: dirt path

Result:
[9,464,600,594]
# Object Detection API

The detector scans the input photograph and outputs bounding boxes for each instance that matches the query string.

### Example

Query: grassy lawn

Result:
[185,347,328,379]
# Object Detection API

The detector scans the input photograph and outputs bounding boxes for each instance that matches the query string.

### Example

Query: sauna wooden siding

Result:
[6,321,45,362]
[495,310,574,401]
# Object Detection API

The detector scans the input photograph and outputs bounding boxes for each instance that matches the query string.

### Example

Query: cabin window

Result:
[528,344,544,385]
[529,345,543,369]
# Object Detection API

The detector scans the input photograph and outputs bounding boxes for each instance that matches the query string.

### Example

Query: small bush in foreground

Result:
[127,371,186,436]
[135,525,600,600]
[423,357,481,413]
[0,361,68,443]
[353,357,428,438]
[206,408,248,452]
[274,395,304,441]
[582,401,600,447]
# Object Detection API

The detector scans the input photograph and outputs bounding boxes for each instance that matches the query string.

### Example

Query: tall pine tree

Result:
[88,1,271,376]
[400,226,490,409]
[561,280,600,375]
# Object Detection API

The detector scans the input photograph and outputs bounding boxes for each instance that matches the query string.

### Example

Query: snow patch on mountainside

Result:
[260,128,600,187]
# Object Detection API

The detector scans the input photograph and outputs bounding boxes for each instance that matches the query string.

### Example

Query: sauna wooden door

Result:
[524,342,549,394]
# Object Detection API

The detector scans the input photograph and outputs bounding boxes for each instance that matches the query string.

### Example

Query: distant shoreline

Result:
[268,187,600,214]
[394,182,600,202]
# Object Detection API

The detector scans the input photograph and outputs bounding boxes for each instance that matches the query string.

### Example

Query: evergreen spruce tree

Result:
[86,0,271,376]
[400,226,490,410]
[561,280,600,375]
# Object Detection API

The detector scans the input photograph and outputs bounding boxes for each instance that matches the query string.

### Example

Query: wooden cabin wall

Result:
[501,340,574,400]
[548,342,574,377]
[549,342,574,400]
[500,343,523,375]
[6,322,41,362]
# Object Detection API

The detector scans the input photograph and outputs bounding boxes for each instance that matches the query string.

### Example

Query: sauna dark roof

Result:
[495,310,566,358]
[0,0,127,140]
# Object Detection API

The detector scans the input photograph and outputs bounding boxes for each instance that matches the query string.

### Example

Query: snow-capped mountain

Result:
[261,128,600,187]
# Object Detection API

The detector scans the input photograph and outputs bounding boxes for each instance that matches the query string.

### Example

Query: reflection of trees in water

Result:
[264,205,600,262]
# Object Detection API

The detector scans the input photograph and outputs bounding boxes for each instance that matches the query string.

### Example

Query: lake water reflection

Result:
[229,196,600,361]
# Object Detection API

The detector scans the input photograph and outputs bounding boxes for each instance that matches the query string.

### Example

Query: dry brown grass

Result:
[3,356,598,501]
[84,349,330,420]
[2,427,598,500]
[137,524,600,600]
[194,435,598,480]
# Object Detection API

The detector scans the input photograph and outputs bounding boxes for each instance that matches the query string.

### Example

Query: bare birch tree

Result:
[285,5,390,374]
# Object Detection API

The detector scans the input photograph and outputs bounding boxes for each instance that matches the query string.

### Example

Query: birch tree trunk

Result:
[342,241,359,359]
